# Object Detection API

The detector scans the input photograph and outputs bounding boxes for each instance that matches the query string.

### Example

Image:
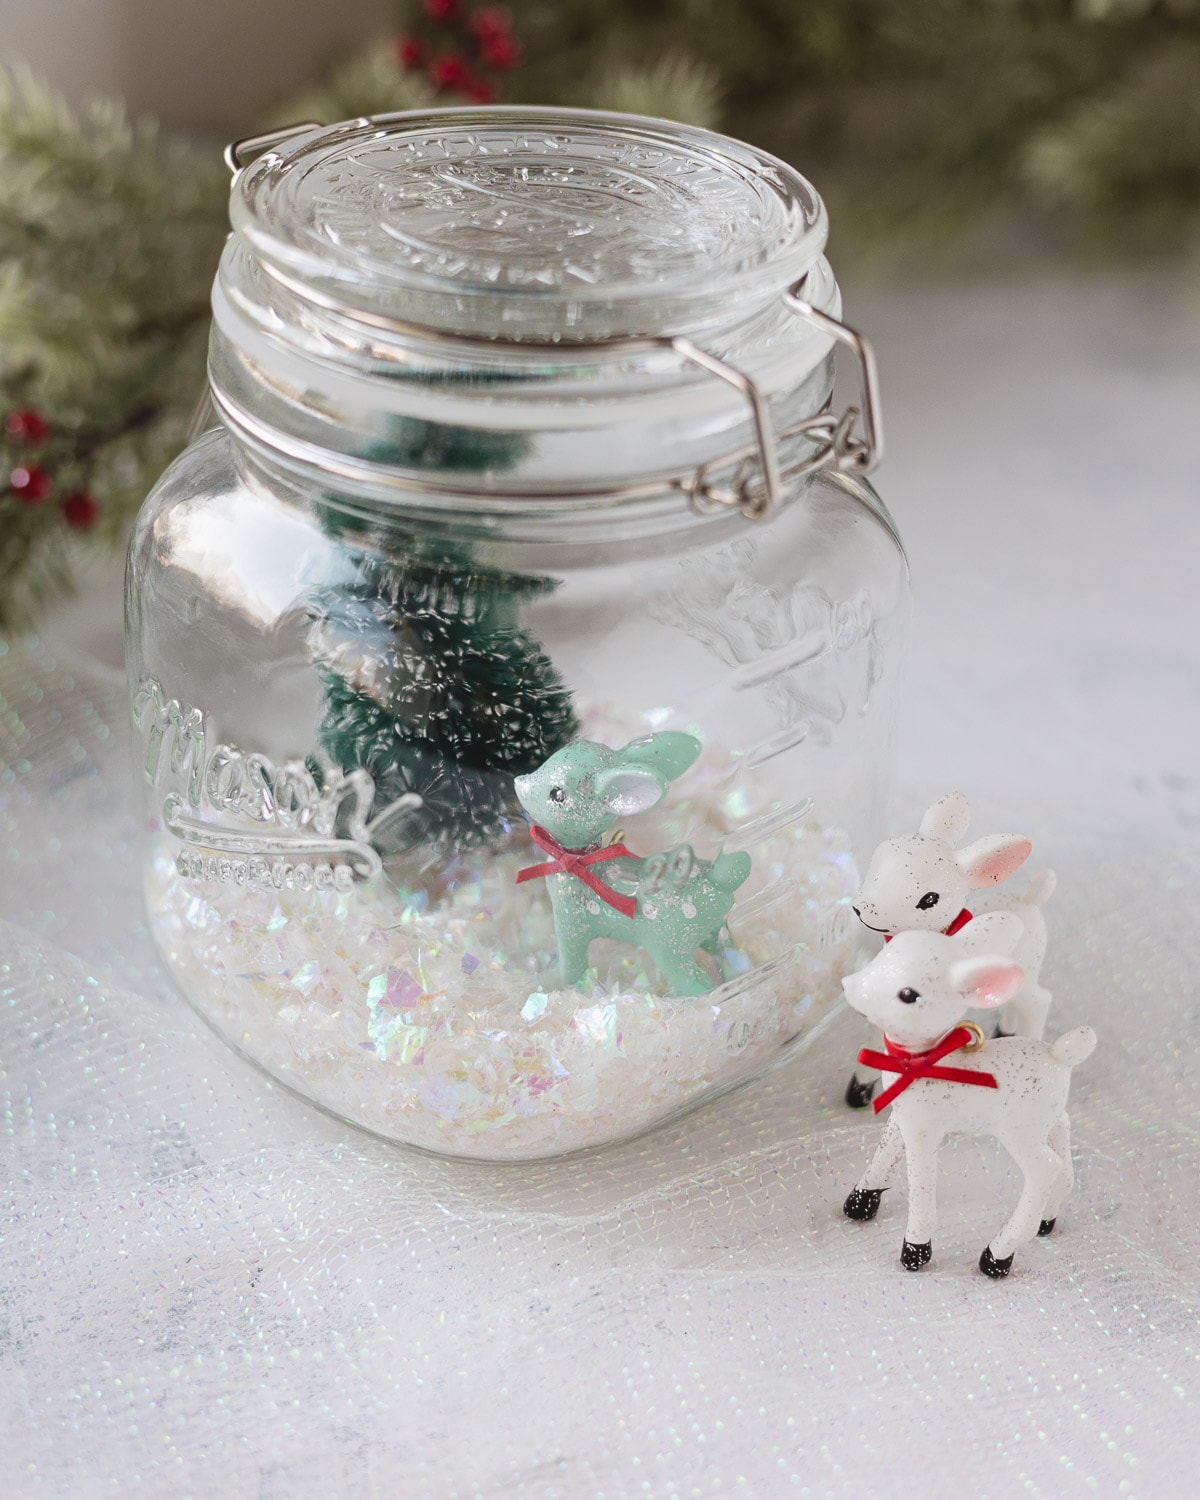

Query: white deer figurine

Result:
[845,791,1055,1108]
[840,912,1095,1277]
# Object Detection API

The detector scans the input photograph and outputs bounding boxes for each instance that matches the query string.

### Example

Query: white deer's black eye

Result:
[548,787,567,804]
[897,987,920,1004]
[916,891,940,911]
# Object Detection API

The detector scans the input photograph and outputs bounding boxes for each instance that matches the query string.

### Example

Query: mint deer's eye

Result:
[548,787,566,804]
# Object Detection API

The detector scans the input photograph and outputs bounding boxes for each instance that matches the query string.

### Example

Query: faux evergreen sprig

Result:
[312,550,579,854]
[499,0,1200,259]
[0,68,226,630]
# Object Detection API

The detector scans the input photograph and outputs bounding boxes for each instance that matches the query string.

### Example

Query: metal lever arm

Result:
[225,122,323,176]
[783,282,884,477]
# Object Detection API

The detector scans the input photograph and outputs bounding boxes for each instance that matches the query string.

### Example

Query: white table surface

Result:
[3,266,1198,1499]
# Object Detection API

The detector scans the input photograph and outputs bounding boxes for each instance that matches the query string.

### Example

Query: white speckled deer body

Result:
[841,914,1095,1277]
[846,793,1056,1107]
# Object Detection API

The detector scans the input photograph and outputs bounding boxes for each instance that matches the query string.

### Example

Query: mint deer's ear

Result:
[597,765,668,818]
[619,731,701,783]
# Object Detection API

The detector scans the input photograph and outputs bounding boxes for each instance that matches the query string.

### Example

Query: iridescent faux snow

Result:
[144,737,865,1159]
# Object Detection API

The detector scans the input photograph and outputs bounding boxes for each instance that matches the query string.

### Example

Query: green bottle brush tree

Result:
[310,547,579,856]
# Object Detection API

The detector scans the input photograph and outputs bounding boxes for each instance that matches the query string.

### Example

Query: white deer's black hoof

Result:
[843,1187,883,1221]
[1038,1218,1056,1237]
[979,1246,1015,1278]
[901,1239,932,1271]
[844,1075,878,1110]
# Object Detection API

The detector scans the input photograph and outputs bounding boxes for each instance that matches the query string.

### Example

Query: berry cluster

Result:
[4,409,99,530]
[395,1,522,105]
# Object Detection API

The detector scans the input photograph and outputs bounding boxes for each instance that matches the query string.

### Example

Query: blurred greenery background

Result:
[1,0,1198,629]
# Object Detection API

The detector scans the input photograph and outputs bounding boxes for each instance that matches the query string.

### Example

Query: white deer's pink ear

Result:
[918,792,970,846]
[949,956,1025,1010]
[597,766,666,817]
[956,834,1032,889]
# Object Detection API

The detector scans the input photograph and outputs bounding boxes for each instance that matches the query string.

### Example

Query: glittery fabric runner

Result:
[1,632,1197,1499]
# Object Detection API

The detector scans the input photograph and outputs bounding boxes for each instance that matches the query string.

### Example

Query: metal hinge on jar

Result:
[671,293,883,521]
[223,123,885,524]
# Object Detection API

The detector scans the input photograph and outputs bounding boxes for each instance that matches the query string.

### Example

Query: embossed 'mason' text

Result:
[132,677,419,890]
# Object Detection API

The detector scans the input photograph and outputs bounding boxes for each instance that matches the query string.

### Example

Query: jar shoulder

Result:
[129,428,344,588]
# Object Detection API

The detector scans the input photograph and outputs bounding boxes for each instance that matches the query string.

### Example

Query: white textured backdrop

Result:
[3,267,1198,1498]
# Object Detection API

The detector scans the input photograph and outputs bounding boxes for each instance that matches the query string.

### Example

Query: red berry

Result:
[470,6,509,39]
[6,408,50,444]
[429,52,468,89]
[464,74,498,103]
[9,465,51,503]
[423,0,459,20]
[394,34,424,70]
[480,32,521,70]
[62,491,99,530]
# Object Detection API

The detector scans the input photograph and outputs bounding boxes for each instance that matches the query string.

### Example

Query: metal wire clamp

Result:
[222,124,885,521]
[224,122,323,176]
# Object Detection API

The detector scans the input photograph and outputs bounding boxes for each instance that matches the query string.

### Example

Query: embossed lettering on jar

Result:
[125,108,911,1159]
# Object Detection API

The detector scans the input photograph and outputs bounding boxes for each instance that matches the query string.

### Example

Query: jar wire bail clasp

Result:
[686,280,884,522]
[225,121,324,176]
[783,284,884,478]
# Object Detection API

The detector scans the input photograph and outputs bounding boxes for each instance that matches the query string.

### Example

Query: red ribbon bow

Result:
[515,825,638,918]
[857,1025,998,1114]
[884,907,972,944]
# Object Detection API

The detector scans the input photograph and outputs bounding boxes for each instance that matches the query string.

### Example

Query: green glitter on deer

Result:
[514,732,752,998]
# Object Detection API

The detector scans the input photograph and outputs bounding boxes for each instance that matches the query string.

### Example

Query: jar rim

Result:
[230,106,829,342]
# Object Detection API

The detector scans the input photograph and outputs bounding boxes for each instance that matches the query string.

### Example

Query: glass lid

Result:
[229,107,830,340]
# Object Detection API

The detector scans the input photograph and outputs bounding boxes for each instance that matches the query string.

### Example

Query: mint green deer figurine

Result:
[513,733,751,997]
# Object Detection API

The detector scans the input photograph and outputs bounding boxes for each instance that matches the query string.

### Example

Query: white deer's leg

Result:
[987,1139,1062,1266]
[1002,986,1052,1041]
[843,1114,903,1222]
[1040,1113,1074,1231]
[1025,987,1052,1042]
[899,1121,942,1266]
[860,1115,905,1190]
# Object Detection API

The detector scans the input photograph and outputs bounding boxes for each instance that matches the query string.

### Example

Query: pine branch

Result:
[0,67,226,631]
[591,53,723,127]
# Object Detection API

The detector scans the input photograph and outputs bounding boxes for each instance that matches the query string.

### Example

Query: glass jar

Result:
[126,108,909,1160]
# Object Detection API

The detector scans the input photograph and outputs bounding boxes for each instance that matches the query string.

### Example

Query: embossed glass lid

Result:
[230,107,829,340]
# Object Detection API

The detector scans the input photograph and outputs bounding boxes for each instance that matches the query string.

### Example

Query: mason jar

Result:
[125,108,910,1160]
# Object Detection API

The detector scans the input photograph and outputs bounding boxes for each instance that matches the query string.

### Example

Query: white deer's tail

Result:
[1023,869,1057,907]
[1052,1026,1096,1069]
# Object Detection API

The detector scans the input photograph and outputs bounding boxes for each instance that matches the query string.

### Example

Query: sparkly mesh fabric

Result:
[1,634,1198,1499]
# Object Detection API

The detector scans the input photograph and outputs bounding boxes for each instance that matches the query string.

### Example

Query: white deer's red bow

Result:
[858,1025,997,1115]
[516,825,637,918]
